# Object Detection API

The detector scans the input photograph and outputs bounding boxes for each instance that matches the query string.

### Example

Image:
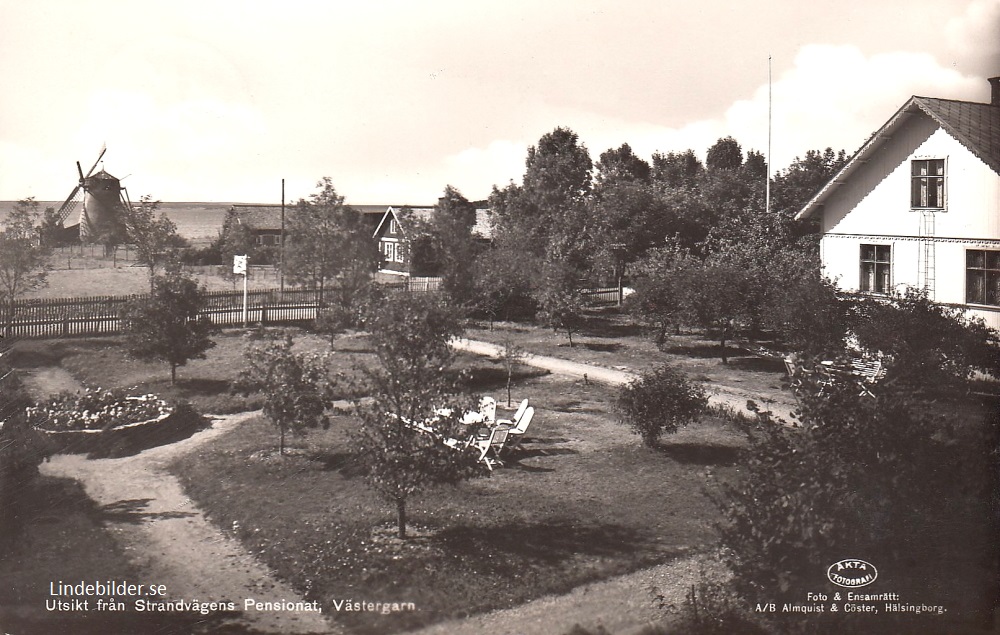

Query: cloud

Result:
[946,0,1000,74]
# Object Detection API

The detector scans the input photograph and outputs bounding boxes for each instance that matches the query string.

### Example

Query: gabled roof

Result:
[372,206,435,238]
[372,206,495,240]
[797,96,1000,220]
[228,204,284,231]
[231,203,396,232]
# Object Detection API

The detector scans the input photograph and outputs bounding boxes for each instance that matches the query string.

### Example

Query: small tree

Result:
[534,258,585,347]
[498,335,526,407]
[0,198,50,335]
[233,333,336,455]
[123,272,216,384]
[353,290,483,538]
[615,364,707,447]
[121,195,186,292]
[674,259,750,364]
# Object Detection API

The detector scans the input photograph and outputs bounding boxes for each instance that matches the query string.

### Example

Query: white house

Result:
[797,77,1000,330]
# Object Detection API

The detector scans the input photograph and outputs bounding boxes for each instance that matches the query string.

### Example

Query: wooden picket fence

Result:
[3,288,323,339]
[581,287,621,307]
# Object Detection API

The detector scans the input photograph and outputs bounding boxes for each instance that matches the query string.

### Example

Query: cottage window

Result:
[860,244,891,293]
[394,243,404,263]
[389,218,398,234]
[911,159,945,209]
[966,249,1000,306]
[383,241,395,263]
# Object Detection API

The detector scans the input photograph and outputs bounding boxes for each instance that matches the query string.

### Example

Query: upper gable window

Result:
[389,218,398,235]
[911,159,945,210]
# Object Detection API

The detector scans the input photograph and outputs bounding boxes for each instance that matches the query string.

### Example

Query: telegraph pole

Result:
[766,55,772,215]
[280,178,285,294]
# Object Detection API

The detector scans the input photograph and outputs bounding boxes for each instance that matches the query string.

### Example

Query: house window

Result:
[383,241,395,264]
[394,243,404,263]
[389,218,397,235]
[911,159,945,209]
[966,249,1000,306]
[860,244,891,293]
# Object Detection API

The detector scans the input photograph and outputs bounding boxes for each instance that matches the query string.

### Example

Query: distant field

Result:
[25,263,285,298]
[0,200,235,244]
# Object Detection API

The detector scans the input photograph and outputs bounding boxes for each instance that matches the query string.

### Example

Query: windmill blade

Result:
[55,185,83,224]
[83,144,106,179]
[76,161,84,182]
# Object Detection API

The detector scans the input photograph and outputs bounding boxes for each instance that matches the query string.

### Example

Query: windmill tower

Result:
[53,146,131,242]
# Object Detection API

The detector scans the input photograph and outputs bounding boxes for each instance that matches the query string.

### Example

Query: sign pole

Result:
[234,254,248,327]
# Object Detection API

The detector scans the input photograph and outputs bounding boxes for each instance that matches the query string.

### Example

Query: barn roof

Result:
[229,203,394,231]
[796,95,1000,220]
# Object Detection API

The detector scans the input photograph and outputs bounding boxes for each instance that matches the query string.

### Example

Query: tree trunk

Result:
[506,373,513,408]
[396,497,407,539]
[279,425,286,456]
[720,324,729,365]
[170,363,177,385]
[566,325,574,348]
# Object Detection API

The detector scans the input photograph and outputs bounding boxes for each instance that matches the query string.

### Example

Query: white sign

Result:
[233,254,247,275]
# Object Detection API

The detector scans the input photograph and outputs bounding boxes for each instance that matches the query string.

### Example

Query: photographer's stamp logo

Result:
[827,559,877,588]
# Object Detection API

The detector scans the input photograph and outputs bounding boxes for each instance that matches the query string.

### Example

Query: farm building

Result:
[797,77,1000,330]
[224,203,386,247]
[373,203,494,276]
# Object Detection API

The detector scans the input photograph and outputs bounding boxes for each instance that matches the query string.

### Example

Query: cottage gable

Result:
[797,78,1000,330]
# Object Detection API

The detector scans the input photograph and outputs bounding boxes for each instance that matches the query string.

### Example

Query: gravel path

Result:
[408,553,728,635]
[40,411,338,635]
[452,337,797,421]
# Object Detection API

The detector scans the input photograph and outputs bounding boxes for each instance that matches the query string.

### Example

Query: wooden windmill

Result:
[53,145,132,242]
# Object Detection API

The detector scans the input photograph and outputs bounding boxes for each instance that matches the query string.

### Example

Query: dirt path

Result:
[40,411,339,635]
[409,552,727,635]
[452,337,797,421]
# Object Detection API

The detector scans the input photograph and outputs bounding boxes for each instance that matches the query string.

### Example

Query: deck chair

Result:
[500,406,533,453]
[471,426,509,471]
[496,399,528,427]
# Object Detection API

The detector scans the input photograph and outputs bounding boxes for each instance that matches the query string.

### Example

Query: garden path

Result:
[40,411,338,635]
[452,337,797,421]
[408,551,728,635]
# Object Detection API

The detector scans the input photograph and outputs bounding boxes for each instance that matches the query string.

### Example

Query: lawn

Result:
[467,312,793,406]
[0,475,217,635]
[169,367,747,634]
[27,250,286,299]
[6,328,374,414]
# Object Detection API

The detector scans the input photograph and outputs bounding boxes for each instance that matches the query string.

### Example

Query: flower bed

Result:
[26,389,205,457]
[26,388,169,432]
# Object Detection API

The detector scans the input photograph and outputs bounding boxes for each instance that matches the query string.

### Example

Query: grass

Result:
[467,313,793,405]
[169,369,747,634]
[0,475,219,635]
[27,253,286,299]
[6,327,373,413]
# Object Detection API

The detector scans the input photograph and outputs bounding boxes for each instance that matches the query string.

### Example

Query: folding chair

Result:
[499,406,533,453]
[471,426,509,471]
[496,399,528,427]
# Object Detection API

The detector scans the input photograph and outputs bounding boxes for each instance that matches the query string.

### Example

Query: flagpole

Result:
[766,55,772,215]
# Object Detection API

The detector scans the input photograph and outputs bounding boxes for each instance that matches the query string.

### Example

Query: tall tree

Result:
[0,198,50,335]
[651,149,703,188]
[353,290,483,538]
[594,142,651,192]
[122,272,215,384]
[121,195,185,292]
[706,136,744,171]
[285,178,379,307]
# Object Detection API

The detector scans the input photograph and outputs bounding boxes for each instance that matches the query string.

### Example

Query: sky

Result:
[1,0,999,205]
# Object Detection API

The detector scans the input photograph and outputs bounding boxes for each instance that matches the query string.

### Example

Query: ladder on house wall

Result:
[918,211,936,298]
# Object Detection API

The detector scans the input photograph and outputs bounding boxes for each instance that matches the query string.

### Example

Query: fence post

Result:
[63,315,70,336]
[260,303,268,325]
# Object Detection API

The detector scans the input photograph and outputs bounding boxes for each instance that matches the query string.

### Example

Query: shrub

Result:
[615,365,707,447]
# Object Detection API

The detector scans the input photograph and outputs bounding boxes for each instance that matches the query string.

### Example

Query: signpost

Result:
[234,254,248,326]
